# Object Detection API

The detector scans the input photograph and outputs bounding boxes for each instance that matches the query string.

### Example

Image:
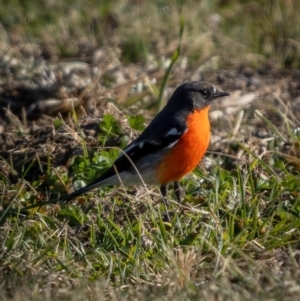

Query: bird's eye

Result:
[200,89,209,97]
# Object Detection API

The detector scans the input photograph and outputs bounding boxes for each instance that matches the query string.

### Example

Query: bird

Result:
[60,81,229,204]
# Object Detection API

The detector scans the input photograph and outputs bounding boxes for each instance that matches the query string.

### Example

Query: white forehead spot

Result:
[165,128,178,137]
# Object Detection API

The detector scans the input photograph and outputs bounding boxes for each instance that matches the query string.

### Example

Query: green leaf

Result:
[128,115,145,131]
[100,114,121,135]
[53,119,63,130]
[59,206,87,226]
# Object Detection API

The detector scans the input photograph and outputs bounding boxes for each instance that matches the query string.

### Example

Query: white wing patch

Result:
[165,127,178,137]
[213,85,216,94]
[162,127,188,149]
[165,140,179,149]
[122,140,145,155]
[117,126,186,157]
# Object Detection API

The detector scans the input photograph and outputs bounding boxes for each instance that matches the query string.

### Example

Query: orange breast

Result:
[156,106,211,184]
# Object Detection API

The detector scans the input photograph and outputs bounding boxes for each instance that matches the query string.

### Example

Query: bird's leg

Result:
[173,181,183,203]
[160,184,169,206]
[160,184,171,221]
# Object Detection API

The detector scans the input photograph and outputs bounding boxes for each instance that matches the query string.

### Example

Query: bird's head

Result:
[168,81,229,111]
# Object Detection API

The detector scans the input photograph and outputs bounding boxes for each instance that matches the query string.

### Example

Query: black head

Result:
[167,81,229,111]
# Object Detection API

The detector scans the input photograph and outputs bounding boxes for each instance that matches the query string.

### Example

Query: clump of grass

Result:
[1,0,300,68]
[1,0,300,300]
[1,106,300,300]
[219,0,300,68]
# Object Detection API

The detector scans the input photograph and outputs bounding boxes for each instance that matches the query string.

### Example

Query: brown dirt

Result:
[0,48,300,200]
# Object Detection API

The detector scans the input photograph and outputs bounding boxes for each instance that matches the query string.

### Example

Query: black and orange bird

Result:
[60,81,229,203]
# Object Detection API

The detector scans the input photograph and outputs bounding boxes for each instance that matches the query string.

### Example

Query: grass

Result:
[1,0,300,300]
[1,0,300,68]
[1,109,300,300]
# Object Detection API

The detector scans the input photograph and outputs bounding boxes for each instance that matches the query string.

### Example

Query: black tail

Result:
[59,184,97,203]
[59,167,116,203]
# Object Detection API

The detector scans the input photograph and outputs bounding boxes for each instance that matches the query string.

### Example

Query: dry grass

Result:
[1,1,300,300]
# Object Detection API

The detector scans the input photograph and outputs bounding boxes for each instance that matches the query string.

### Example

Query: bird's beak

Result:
[214,91,230,99]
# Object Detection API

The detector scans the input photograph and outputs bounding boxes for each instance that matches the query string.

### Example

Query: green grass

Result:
[1,111,300,300]
[1,0,300,300]
[1,0,300,68]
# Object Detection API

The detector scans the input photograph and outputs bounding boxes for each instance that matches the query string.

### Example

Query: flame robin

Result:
[60,81,229,203]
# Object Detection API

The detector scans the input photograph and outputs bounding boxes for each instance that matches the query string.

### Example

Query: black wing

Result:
[60,124,186,203]
[119,124,186,166]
